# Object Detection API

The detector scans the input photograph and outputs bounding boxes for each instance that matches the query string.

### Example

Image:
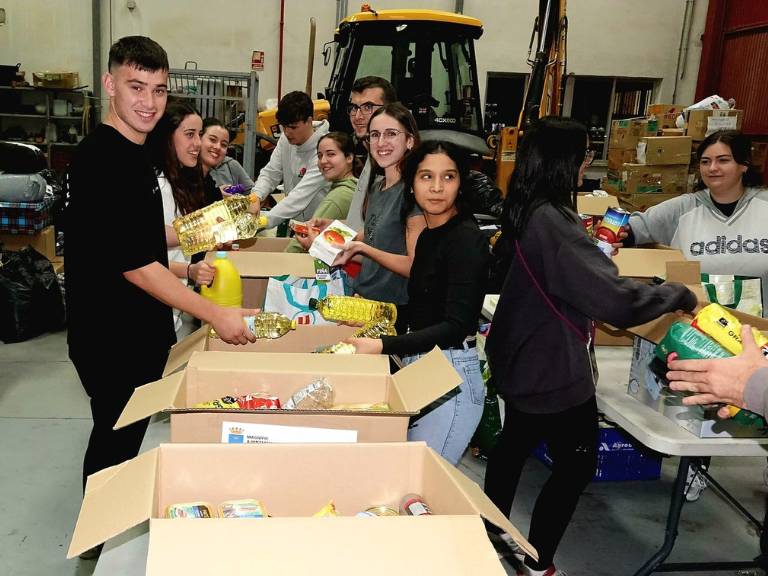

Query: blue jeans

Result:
[403,346,485,465]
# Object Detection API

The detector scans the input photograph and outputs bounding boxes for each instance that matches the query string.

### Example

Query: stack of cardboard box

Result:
[602,107,694,213]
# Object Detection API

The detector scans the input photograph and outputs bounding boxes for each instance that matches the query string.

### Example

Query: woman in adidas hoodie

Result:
[626,130,768,314]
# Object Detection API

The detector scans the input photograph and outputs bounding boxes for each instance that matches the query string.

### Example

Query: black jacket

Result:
[487,203,697,414]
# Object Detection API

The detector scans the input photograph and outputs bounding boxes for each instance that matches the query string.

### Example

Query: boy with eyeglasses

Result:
[250,91,330,228]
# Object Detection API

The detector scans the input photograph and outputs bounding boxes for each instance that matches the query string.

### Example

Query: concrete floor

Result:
[1,329,767,575]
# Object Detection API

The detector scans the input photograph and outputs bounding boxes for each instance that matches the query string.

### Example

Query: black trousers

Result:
[71,348,169,491]
[484,395,598,570]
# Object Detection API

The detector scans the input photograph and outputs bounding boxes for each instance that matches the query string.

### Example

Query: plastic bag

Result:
[0,246,65,343]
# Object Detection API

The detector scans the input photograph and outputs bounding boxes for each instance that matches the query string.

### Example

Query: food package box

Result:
[118,348,462,444]
[626,335,768,438]
[32,71,80,89]
[0,225,55,260]
[607,148,636,172]
[609,118,658,150]
[638,136,692,166]
[685,109,743,141]
[67,442,535,574]
[646,104,686,131]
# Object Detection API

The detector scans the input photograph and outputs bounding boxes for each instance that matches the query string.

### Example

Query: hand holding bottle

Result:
[188,262,216,286]
[210,307,261,345]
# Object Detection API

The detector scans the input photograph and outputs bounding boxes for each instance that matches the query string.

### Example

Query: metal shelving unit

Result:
[167,64,260,176]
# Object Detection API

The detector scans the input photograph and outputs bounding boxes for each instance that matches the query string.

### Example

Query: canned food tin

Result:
[595,207,630,244]
[579,213,594,237]
[360,505,399,517]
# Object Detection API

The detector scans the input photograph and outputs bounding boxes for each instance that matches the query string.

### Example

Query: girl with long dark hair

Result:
[484,117,697,575]
[348,140,488,464]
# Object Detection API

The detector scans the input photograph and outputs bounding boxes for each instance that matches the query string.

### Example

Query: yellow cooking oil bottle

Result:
[209,312,297,340]
[308,295,397,325]
[201,251,243,307]
[173,193,268,257]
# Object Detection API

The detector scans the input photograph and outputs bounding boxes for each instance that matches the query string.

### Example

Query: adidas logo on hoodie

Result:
[690,235,768,255]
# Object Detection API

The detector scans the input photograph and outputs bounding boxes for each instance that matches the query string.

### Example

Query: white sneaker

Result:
[518,565,568,576]
[685,465,708,502]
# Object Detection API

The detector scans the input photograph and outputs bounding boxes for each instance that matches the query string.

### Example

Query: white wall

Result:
[2,0,709,116]
[0,0,93,88]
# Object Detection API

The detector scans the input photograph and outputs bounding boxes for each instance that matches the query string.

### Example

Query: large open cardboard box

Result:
[67,442,534,573]
[576,192,619,216]
[596,247,688,346]
[120,348,462,443]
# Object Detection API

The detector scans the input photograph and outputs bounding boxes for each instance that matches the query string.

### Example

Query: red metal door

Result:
[696,0,768,135]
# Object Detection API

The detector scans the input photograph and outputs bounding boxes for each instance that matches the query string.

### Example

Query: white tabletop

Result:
[482,293,768,457]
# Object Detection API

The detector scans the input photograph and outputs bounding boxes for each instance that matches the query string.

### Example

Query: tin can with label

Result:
[579,213,594,237]
[400,493,432,516]
[358,505,399,517]
[595,207,630,257]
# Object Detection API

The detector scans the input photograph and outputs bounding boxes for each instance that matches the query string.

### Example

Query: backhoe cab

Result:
[323,8,488,156]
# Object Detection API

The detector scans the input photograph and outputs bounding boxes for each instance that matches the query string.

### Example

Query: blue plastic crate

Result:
[533,426,661,482]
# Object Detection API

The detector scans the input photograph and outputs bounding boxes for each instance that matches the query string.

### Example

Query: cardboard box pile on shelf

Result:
[608,118,658,150]
[638,136,692,165]
[118,348,462,444]
[67,442,533,574]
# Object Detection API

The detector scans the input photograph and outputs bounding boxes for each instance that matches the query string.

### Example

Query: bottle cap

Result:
[308,298,319,310]
[216,251,228,258]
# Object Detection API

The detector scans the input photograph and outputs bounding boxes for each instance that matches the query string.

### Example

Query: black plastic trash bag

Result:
[0,246,65,343]
[464,170,504,220]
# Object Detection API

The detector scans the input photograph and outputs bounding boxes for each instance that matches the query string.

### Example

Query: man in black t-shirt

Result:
[66,37,259,504]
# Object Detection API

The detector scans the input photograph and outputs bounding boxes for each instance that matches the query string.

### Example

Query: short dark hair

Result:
[401,140,471,222]
[108,36,169,73]
[696,129,762,188]
[276,91,314,125]
[351,76,397,105]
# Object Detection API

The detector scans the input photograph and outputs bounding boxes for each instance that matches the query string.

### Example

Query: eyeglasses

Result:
[584,149,596,166]
[366,129,407,143]
[346,102,384,116]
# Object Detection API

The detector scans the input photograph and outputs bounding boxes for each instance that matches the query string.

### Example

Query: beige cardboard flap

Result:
[115,371,185,430]
[614,248,686,279]
[67,449,159,558]
[147,516,507,575]
[187,350,390,374]
[666,260,700,285]
[434,453,537,560]
[576,194,619,216]
[163,326,208,377]
[392,347,463,412]
[215,251,316,278]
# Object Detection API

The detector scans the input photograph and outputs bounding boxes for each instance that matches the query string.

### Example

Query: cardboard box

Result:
[685,108,743,141]
[119,348,461,444]
[609,118,658,150]
[626,335,768,438]
[646,104,686,131]
[619,163,690,195]
[32,71,80,89]
[618,192,685,212]
[607,148,636,172]
[164,323,359,376]
[638,136,692,166]
[0,225,55,260]
[576,192,619,216]
[67,442,535,573]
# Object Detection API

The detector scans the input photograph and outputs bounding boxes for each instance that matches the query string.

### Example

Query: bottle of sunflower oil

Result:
[308,295,397,325]
[173,193,268,257]
[209,312,297,340]
[200,251,242,308]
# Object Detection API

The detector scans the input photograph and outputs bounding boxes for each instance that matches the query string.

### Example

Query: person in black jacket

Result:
[484,117,697,575]
[347,140,490,465]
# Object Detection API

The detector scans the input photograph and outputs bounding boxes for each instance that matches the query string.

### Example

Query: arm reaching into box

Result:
[124,262,258,344]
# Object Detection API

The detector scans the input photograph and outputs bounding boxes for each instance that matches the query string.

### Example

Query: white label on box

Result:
[706,115,737,136]
[221,421,358,444]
